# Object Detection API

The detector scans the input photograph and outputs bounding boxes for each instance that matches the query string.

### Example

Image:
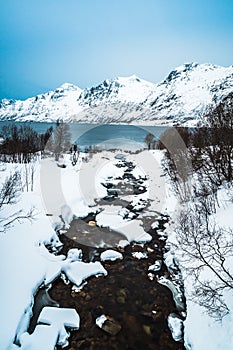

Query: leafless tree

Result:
[53,121,71,161]
[176,202,233,320]
[0,124,53,163]
[191,93,233,186]
[157,127,193,201]
[0,171,36,232]
[24,161,36,192]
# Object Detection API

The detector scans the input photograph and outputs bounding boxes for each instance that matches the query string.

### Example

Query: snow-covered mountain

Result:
[0,83,83,122]
[144,63,233,125]
[0,63,233,125]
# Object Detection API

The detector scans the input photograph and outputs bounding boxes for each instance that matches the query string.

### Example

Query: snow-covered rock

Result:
[66,248,83,262]
[1,63,232,125]
[19,307,80,350]
[100,249,123,262]
[168,313,183,342]
[132,252,148,259]
[62,261,107,287]
[117,240,130,248]
[148,260,162,272]
[38,306,80,330]
[95,314,107,328]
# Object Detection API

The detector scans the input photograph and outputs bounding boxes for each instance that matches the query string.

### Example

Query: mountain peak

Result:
[175,62,199,72]
[173,62,225,74]
[58,82,82,92]
[117,74,142,84]
[163,62,227,84]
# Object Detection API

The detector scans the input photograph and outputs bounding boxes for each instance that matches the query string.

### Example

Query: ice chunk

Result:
[95,207,152,243]
[158,277,185,311]
[151,221,159,229]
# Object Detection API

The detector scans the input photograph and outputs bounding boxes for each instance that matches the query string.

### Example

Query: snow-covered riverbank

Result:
[1,149,232,350]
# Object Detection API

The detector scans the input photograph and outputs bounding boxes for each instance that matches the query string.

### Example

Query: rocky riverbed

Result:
[46,151,186,349]
[50,218,185,350]
[27,150,185,349]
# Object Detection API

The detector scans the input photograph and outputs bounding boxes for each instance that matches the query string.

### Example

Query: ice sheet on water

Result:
[96,207,152,243]
[20,325,60,350]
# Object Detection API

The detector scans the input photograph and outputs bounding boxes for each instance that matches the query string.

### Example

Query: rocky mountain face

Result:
[0,63,232,125]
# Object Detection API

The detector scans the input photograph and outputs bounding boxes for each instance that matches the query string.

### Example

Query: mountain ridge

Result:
[0,63,232,126]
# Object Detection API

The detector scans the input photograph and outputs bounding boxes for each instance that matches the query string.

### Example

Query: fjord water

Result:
[0,121,168,150]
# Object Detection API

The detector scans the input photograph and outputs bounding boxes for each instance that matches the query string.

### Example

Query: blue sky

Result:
[0,0,233,100]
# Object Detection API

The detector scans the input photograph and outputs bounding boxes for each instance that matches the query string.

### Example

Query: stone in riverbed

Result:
[96,315,122,336]
[143,324,152,336]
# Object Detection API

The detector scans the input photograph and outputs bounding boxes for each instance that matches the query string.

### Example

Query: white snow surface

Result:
[132,252,148,260]
[148,260,162,272]
[19,307,80,350]
[100,249,123,262]
[95,314,107,328]
[167,313,183,342]
[62,261,107,287]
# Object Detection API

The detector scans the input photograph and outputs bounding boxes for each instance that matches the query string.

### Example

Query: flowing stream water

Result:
[31,151,186,349]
